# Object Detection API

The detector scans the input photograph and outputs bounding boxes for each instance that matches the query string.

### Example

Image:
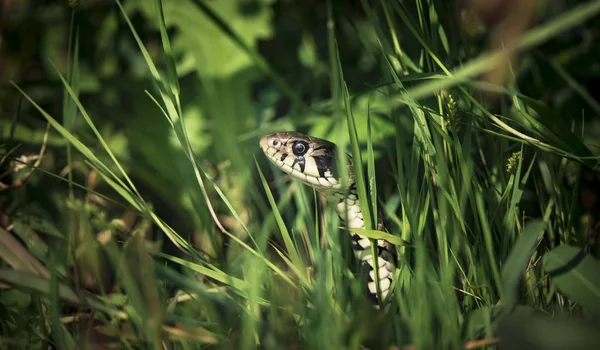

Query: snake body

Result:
[259,131,397,306]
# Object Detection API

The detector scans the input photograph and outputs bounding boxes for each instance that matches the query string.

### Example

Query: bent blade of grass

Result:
[343,227,406,247]
[255,184,294,250]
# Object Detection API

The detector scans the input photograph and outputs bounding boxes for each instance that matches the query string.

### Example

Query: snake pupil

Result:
[292,141,307,156]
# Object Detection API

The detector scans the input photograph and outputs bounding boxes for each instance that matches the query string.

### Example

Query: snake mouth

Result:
[258,134,271,153]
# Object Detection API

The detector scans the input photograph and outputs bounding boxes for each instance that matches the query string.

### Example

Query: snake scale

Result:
[260,131,397,307]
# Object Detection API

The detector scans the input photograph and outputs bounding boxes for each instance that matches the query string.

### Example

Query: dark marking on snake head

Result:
[292,156,305,173]
[313,156,329,178]
[280,153,288,162]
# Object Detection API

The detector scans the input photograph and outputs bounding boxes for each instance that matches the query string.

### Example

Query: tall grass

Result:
[1,0,600,349]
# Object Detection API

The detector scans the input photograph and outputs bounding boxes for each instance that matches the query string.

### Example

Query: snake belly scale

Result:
[259,131,397,306]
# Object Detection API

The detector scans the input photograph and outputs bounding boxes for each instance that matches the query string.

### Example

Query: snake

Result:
[259,131,397,307]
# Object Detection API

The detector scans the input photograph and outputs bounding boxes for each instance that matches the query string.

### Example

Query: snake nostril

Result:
[272,140,279,146]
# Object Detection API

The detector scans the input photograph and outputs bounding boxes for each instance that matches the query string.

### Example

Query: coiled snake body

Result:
[259,131,397,307]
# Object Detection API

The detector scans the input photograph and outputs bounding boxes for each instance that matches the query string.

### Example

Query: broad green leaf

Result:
[543,245,600,315]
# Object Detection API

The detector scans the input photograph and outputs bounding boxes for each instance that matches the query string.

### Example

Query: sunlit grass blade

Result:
[343,227,407,247]
[256,159,307,285]
[366,105,378,230]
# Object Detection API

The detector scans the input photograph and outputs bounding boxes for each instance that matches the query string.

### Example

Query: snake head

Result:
[259,131,353,190]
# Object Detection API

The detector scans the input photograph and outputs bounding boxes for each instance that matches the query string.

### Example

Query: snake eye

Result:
[272,140,279,146]
[292,141,308,156]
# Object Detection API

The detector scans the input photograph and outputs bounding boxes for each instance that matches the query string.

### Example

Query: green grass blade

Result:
[256,159,308,285]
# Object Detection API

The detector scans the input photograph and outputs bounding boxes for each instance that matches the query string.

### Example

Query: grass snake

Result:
[259,131,398,308]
